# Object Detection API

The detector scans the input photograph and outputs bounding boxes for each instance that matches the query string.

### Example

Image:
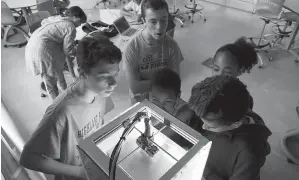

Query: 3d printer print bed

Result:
[96,116,188,180]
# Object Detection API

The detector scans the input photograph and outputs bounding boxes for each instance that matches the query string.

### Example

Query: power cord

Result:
[108,112,148,180]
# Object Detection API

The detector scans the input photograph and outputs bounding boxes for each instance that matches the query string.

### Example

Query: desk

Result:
[76,24,144,52]
[76,8,144,52]
[4,0,36,19]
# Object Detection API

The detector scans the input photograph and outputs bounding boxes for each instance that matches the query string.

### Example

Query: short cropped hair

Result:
[188,76,251,124]
[65,6,87,23]
[76,35,122,75]
[214,37,258,73]
[141,0,169,19]
[151,68,181,95]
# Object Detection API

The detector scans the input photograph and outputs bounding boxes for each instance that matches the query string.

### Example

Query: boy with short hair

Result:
[138,68,194,148]
[123,0,184,104]
[20,36,122,180]
[139,68,194,124]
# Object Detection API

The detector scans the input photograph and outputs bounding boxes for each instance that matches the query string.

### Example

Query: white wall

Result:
[202,0,299,12]
[285,0,299,11]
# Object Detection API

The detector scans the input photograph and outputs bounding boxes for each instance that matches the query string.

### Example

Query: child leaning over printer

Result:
[136,68,195,147]
[20,36,122,180]
[137,68,194,124]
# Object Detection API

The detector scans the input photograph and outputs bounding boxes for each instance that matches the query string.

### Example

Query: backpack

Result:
[81,21,118,38]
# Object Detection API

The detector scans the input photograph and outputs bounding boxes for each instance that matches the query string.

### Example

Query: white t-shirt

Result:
[124,1,141,15]
[23,82,114,180]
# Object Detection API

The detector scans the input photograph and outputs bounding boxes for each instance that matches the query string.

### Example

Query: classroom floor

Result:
[1,0,299,179]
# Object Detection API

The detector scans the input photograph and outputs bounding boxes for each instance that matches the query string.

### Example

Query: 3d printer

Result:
[78,100,211,180]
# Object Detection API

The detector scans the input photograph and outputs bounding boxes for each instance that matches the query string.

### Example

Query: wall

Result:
[284,0,299,11]
[201,0,299,12]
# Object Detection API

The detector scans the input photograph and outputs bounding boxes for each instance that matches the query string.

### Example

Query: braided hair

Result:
[76,35,121,75]
[188,75,251,124]
[214,37,258,73]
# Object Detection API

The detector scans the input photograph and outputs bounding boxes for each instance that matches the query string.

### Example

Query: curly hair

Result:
[188,75,251,124]
[65,6,87,23]
[151,68,181,94]
[214,37,258,73]
[76,35,122,75]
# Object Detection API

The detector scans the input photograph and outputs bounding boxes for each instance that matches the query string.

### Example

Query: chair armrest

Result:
[14,11,24,25]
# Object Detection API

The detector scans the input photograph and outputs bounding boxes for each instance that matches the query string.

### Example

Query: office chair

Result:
[94,0,117,9]
[37,0,57,16]
[1,2,28,48]
[169,0,185,28]
[249,0,286,68]
[279,11,299,64]
[185,0,207,24]
[54,0,70,15]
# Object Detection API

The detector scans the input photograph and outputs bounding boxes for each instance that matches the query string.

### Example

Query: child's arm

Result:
[175,107,195,125]
[120,8,135,17]
[19,113,87,179]
[19,151,86,179]
[229,149,262,180]
[204,166,226,180]
[120,2,135,17]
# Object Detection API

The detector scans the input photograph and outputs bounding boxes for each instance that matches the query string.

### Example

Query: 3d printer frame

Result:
[78,100,210,180]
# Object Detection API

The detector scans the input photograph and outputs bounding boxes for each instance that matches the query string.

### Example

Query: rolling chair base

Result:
[2,25,28,48]
[174,16,185,28]
[171,9,185,28]
[185,3,207,24]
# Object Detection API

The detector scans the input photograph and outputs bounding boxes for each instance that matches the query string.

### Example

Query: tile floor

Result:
[1,0,299,179]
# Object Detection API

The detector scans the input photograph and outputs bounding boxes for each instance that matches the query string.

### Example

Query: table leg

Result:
[286,21,299,50]
[20,7,30,20]
[26,7,32,14]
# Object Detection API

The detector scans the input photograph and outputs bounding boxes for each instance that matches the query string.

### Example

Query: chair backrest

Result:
[36,0,56,16]
[254,0,286,18]
[1,1,17,25]
[53,0,70,8]
[26,11,51,33]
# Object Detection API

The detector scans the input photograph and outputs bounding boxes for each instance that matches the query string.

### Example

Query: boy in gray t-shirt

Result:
[20,36,122,180]
[123,0,184,104]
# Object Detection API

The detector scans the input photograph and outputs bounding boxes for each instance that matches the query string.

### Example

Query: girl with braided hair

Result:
[20,36,121,180]
[188,75,272,180]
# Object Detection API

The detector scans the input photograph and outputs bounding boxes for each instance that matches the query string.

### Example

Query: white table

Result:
[4,0,37,18]
[76,8,144,52]
[4,0,36,9]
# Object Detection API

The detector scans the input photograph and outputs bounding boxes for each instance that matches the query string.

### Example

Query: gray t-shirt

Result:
[123,31,184,98]
[23,83,114,180]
